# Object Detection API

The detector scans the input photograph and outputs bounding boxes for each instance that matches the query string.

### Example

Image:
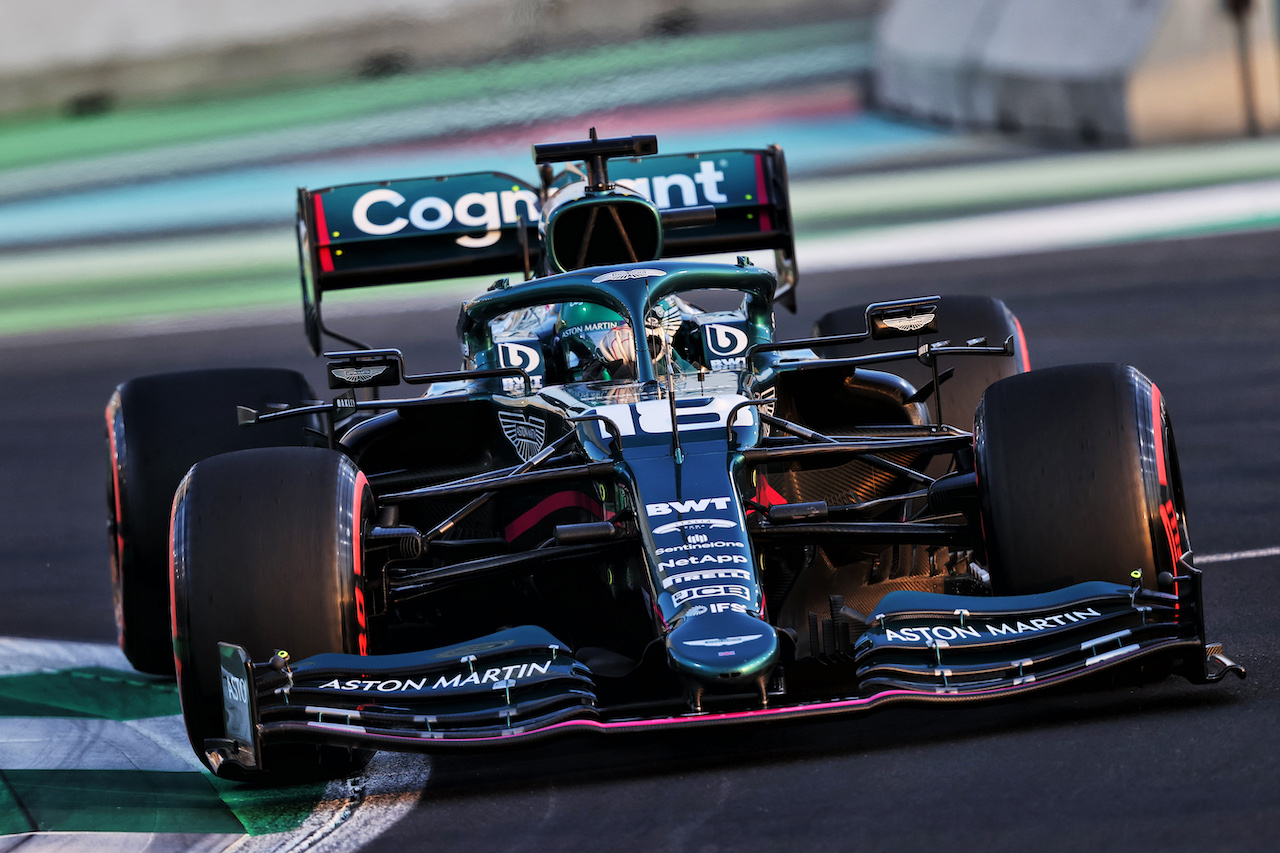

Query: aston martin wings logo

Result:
[592,268,666,283]
[882,312,936,333]
[682,635,763,648]
[498,411,546,461]
[330,365,389,384]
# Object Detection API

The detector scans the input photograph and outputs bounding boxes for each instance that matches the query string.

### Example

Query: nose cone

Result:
[665,609,779,690]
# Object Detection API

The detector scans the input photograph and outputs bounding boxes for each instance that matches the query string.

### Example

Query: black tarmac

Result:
[4,229,1278,851]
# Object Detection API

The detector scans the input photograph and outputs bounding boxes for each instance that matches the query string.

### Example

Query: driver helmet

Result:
[556,299,693,381]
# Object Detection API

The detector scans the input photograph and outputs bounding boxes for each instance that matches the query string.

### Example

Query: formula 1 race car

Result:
[106,132,1243,781]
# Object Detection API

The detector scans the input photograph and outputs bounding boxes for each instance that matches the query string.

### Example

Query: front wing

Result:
[206,562,1242,777]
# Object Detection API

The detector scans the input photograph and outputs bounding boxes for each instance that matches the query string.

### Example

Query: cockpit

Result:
[487,291,750,390]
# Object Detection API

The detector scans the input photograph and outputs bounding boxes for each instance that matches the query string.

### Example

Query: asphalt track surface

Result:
[3,228,1278,851]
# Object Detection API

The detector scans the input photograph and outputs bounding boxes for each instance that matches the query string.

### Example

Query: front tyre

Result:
[107,368,319,675]
[975,363,1190,595]
[170,446,373,781]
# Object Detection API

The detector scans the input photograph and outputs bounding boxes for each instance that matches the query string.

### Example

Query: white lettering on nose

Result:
[353,189,408,235]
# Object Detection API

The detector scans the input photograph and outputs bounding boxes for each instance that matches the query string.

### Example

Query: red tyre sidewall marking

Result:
[1013,316,1031,373]
[1151,384,1181,600]
[168,479,183,685]
[105,397,127,647]
[1152,385,1167,489]
[353,471,369,656]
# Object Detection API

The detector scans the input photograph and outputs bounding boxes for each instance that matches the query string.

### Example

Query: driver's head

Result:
[556,302,635,381]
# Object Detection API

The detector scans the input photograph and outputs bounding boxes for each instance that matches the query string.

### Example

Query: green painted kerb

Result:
[0,667,328,836]
[3,770,243,834]
[0,768,329,837]
[209,775,331,837]
[0,773,28,836]
[0,668,178,720]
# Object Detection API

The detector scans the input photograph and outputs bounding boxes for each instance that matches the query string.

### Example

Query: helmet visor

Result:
[563,323,637,380]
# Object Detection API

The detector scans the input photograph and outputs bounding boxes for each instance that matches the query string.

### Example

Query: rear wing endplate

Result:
[298,172,541,354]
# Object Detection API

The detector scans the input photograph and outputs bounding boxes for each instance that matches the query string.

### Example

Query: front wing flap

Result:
[206,626,596,774]
[852,574,1220,693]
[206,565,1242,776]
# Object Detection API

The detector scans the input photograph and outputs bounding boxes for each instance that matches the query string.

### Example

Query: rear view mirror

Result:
[866,298,939,340]
[326,353,403,389]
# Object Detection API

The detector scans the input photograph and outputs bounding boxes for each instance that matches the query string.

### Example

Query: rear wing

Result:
[297,147,796,354]
[297,172,541,353]
[610,147,796,307]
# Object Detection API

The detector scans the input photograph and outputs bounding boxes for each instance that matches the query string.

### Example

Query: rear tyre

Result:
[107,368,319,675]
[974,363,1190,594]
[814,295,1028,429]
[170,446,373,781]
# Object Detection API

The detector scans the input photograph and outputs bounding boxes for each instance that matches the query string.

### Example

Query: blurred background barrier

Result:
[0,0,881,115]
[876,0,1280,143]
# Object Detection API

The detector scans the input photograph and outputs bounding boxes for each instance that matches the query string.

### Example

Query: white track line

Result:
[0,637,133,676]
[0,716,200,772]
[1196,546,1280,564]
[0,832,238,852]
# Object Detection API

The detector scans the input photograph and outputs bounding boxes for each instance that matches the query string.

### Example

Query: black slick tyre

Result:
[170,446,372,781]
[974,363,1190,595]
[814,295,1028,429]
[106,368,319,675]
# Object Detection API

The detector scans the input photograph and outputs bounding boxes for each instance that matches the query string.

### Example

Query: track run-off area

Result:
[2,217,1279,850]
